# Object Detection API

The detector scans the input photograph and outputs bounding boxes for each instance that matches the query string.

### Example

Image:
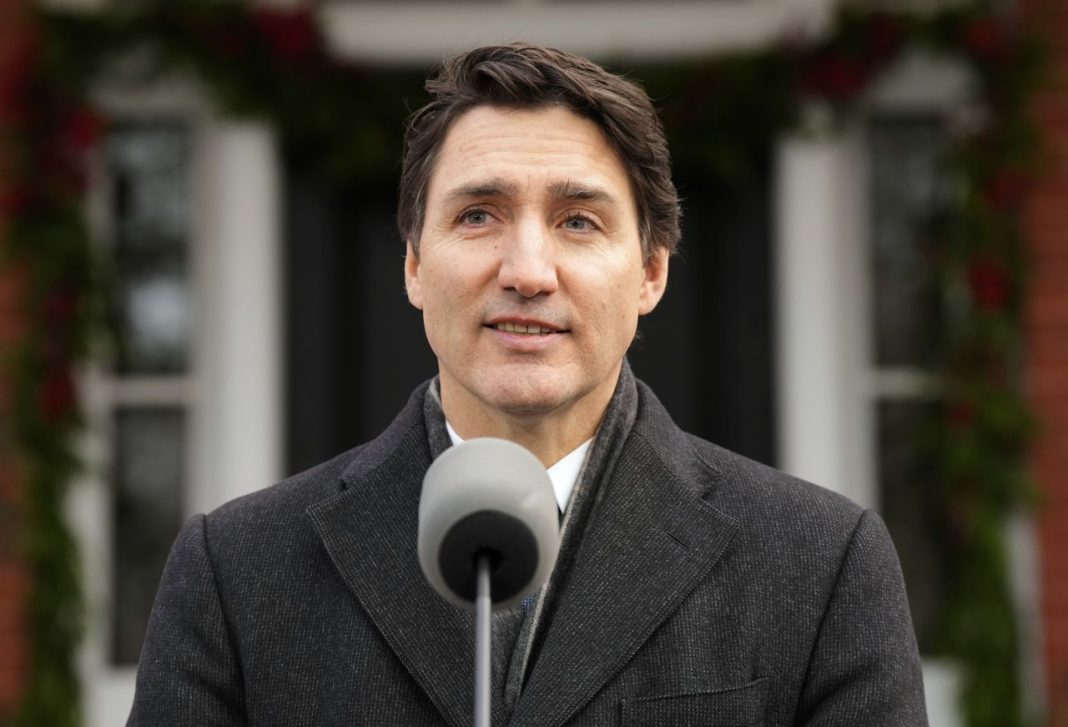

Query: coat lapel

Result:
[307,391,486,727]
[511,405,739,727]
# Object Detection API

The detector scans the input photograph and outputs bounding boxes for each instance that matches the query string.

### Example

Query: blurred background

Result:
[0,0,1065,725]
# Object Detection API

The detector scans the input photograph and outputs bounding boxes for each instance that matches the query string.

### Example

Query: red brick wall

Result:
[1023,1,1068,724]
[0,0,31,717]
[0,293,28,716]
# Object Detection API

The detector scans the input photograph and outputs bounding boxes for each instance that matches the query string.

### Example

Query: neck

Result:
[439,370,619,468]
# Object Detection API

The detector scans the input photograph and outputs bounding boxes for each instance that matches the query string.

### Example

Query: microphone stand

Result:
[474,553,492,727]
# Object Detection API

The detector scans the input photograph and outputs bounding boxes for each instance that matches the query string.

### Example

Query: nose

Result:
[498,218,559,298]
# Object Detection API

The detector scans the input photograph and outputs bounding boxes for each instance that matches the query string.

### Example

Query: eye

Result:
[562,214,597,232]
[458,208,491,226]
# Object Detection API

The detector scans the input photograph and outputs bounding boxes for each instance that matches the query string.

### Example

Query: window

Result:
[102,120,193,665]
[867,114,951,654]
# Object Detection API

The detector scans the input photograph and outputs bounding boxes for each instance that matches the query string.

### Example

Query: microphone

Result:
[418,437,560,611]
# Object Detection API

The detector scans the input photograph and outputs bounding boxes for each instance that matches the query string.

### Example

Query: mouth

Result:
[489,322,557,335]
[484,318,566,336]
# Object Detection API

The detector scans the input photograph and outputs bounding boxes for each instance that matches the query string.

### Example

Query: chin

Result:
[478,375,571,416]
[484,388,565,416]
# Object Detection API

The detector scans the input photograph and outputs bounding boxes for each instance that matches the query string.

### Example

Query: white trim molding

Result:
[774,127,871,508]
[320,0,836,64]
[191,121,284,514]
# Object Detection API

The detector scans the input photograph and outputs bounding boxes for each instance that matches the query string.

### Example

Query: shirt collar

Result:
[443,420,592,513]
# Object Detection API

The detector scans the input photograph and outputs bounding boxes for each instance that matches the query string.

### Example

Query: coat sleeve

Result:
[796,509,929,726]
[127,514,247,726]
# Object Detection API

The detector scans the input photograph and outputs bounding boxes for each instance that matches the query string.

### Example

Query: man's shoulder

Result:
[205,380,432,533]
[202,444,369,541]
[684,433,863,528]
[649,423,891,599]
[631,379,867,549]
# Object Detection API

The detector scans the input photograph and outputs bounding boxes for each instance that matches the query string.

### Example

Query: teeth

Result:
[496,323,552,335]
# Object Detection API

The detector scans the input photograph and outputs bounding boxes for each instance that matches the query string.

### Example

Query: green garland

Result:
[1,9,95,727]
[0,2,1043,725]
[931,13,1042,719]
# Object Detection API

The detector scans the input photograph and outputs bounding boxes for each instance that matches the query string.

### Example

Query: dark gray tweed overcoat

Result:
[128,379,927,726]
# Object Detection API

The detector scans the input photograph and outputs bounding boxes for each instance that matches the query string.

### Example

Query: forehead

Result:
[426,105,636,210]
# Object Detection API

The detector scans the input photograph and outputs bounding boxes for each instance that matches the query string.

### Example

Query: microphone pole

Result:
[474,554,491,727]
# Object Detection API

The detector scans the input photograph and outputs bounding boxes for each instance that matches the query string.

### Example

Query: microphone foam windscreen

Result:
[418,438,559,611]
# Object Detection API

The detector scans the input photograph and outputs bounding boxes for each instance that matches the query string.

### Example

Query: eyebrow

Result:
[441,178,520,207]
[546,180,620,209]
[440,177,621,209]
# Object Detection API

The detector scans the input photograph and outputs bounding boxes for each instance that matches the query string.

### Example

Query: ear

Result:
[404,240,424,310]
[637,247,669,315]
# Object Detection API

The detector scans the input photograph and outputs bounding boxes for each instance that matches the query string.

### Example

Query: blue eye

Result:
[563,215,594,231]
[460,209,490,225]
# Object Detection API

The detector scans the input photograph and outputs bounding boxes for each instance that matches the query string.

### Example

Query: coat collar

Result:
[307,379,739,727]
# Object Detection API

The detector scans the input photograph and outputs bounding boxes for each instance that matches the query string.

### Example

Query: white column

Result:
[774,130,871,507]
[192,122,284,513]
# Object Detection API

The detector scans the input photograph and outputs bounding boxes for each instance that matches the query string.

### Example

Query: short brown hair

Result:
[397,43,680,261]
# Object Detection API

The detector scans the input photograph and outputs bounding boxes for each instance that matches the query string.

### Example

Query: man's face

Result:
[405,105,668,426]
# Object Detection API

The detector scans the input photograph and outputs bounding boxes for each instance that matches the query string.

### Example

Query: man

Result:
[129,44,927,726]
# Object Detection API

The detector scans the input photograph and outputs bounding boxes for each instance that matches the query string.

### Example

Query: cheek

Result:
[423,249,490,295]
[604,267,645,341]
[580,278,640,345]
[419,262,472,345]
[420,303,455,365]
[579,257,644,306]
[420,260,460,306]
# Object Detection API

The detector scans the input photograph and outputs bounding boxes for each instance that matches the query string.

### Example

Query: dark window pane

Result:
[106,123,192,374]
[631,169,776,466]
[108,123,190,247]
[878,399,948,655]
[869,115,948,367]
[111,407,185,665]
